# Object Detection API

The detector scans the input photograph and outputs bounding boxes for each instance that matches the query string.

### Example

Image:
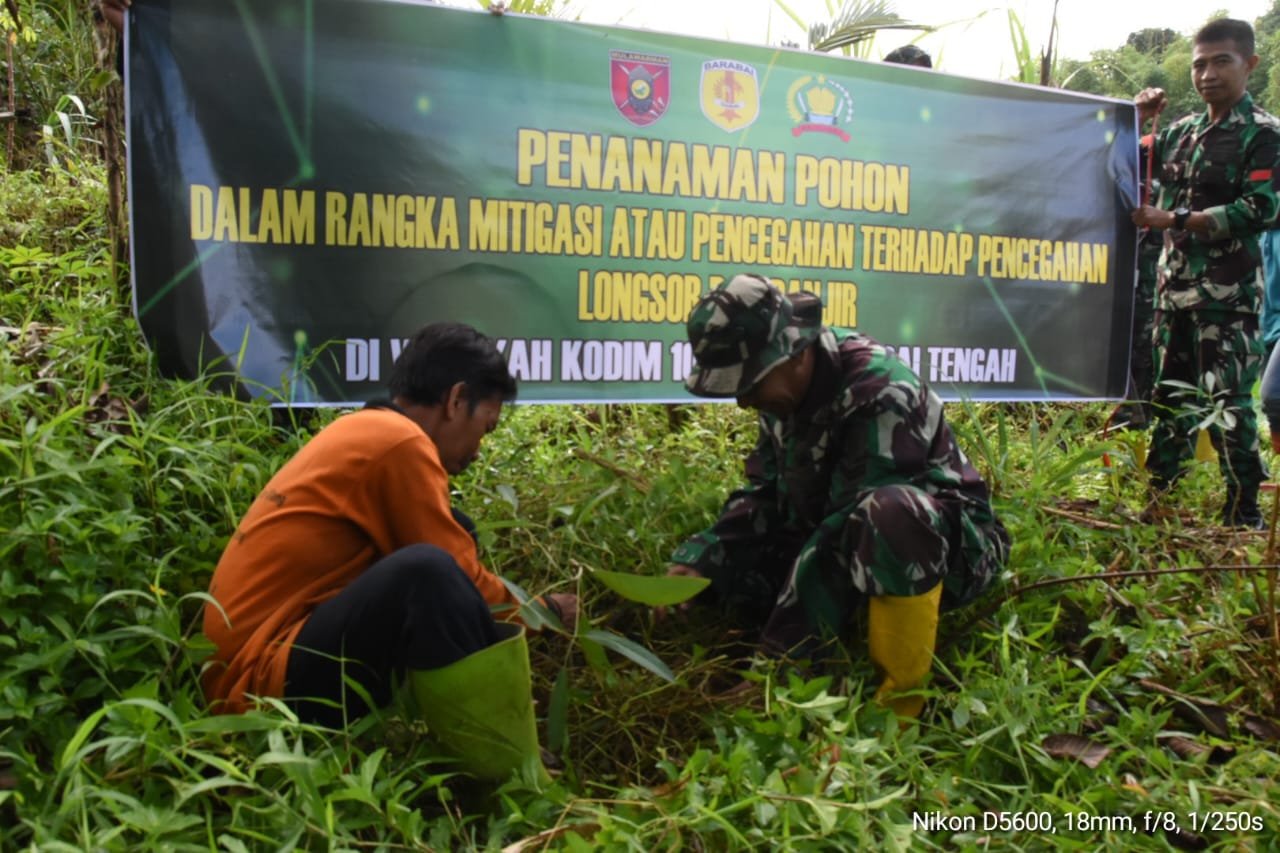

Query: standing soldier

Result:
[1132,18,1280,528]
[665,275,1009,718]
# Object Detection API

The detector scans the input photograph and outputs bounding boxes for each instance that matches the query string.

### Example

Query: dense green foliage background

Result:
[2,2,1280,849]
[1059,7,1280,119]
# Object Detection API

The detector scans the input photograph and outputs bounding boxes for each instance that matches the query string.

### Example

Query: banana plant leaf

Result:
[592,568,710,606]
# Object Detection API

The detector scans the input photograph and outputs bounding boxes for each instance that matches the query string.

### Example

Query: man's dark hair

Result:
[883,44,932,68]
[1195,18,1255,58]
[388,322,517,409]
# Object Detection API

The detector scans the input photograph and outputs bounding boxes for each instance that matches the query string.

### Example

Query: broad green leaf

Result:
[56,111,73,145]
[777,692,847,713]
[89,69,116,93]
[59,698,184,772]
[216,834,252,853]
[186,712,299,735]
[498,576,554,631]
[591,568,710,606]
[578,636,613,676]
[253,751,318,769]
[563,832,596,853]
[583,628,674,682]
[58,704,111,772]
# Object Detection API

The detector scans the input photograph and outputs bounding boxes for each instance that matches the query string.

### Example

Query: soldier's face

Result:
[736,349,814,418]
[1192,39,1258,110]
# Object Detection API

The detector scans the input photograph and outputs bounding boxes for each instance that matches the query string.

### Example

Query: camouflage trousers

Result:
[1146,308,1267,494]
[703,484,1009,656]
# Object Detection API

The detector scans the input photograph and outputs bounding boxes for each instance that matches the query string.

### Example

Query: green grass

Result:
[3,164,1280,850]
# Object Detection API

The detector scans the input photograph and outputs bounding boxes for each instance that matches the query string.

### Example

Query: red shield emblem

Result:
[610,51,670,127]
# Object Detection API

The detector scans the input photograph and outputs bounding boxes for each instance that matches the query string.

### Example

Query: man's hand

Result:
[653,564,704,622]
[1131,204,1171,230]
[544,592,578,631]
[1134,87,1167,124]
[99,0,130,33]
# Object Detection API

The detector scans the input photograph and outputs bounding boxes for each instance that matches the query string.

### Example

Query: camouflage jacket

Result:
[671,329,1002,594]
[1154,92,1280,313]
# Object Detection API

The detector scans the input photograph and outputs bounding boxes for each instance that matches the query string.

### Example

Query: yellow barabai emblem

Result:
[700,59,760,132]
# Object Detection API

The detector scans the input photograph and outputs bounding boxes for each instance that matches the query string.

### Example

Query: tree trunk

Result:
[93,8,128,298]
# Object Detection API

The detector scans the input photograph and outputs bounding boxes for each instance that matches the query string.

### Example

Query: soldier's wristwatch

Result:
[1172,207,1190,230]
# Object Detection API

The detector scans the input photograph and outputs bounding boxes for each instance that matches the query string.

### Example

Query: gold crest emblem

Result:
[700,59,759,132]
[786,75,854,141]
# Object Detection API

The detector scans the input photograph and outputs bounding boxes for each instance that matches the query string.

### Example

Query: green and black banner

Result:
[127,0,1139,404]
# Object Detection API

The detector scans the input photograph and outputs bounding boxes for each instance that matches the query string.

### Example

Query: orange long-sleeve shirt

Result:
[202,407,521,713]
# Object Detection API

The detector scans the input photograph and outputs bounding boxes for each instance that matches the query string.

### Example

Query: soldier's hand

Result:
[1131,204,1167,229]
[99,0,130,33]
[1134,87,1167,124]
[544,592,579,632]
[653,565,703,622]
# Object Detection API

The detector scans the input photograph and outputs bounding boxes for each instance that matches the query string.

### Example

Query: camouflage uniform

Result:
[1145,92,1280,522]
[675,276,1009,655]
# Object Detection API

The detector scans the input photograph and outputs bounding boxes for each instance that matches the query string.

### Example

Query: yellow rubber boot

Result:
[1195,428,1216,463]
[868,582,943,719]
[408,623,551,785]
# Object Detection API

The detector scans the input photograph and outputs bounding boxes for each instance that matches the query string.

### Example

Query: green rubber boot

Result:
[868,582,943,719]
[409,622,551,785]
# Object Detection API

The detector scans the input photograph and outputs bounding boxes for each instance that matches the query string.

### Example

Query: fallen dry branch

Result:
[572,448,652,494]
[941,563,1280,653]
[1014,564,1280,595]
[1040,504,1129,531]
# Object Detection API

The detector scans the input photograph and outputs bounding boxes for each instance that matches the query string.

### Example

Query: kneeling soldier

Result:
[669,275,1009,716]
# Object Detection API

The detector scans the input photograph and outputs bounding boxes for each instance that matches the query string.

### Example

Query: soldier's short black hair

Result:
[1196,18,1255,58]
[388,322,517,410]
[883,44,932,68]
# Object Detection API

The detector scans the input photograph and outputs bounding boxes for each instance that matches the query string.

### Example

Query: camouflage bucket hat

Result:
[684,274,821,397]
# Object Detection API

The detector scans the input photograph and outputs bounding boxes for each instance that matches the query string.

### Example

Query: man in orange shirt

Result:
[204,322,576,780]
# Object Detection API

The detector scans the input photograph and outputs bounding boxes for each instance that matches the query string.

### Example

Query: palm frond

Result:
[807,0,931,55]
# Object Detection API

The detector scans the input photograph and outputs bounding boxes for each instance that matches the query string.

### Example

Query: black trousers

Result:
[284,540,500,728]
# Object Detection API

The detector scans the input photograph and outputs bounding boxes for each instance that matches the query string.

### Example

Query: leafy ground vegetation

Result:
[5,0,1280,845]
[3,164,1280,852]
